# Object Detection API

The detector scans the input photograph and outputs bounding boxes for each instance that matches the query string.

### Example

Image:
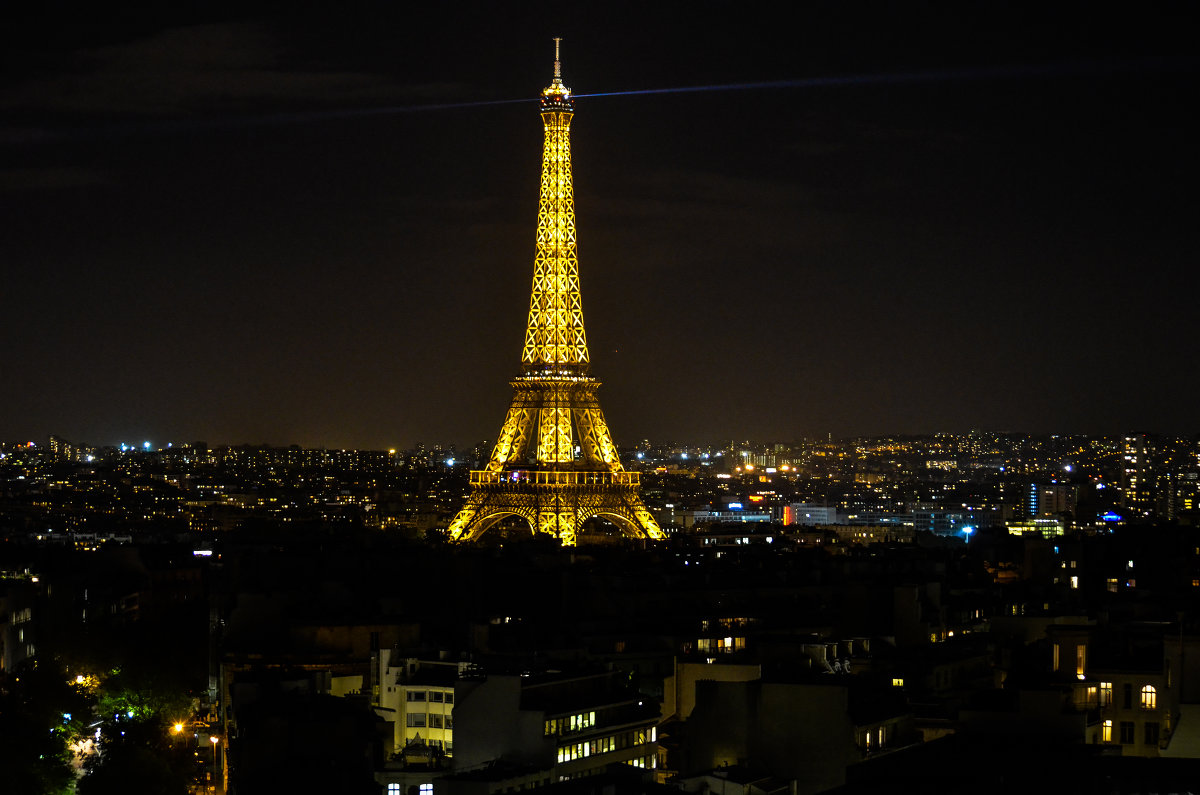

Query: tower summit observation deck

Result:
[447,41,664,546]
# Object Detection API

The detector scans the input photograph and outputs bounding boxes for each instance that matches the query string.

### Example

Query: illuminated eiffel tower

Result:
[447,40,663,546]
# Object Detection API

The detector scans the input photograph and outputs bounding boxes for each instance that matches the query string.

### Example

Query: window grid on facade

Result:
[555,728,653,764]
[1141,685,1157,710]
[545,711,597,737]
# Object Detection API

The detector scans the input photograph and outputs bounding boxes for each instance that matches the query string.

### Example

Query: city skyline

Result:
[3,5,1196,449]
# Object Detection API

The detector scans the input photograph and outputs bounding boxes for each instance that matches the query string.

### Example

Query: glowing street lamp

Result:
[209,736,221,793]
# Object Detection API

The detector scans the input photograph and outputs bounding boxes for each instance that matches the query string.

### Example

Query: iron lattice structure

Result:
[448,43,663,546]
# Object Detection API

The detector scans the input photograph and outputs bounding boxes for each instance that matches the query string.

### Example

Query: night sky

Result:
[2,3,1196,449]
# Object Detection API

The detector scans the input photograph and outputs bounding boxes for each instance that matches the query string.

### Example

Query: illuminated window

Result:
[567,712,596,732]
[419,785,433,795]
[1053,643,1060,670]
[1141,685,1157,710]
[892,677,904,687]
[1102,720,1112,742]
[1076,645,1086,677]
[1099,682,1112,706]
[1070,575,1079,589]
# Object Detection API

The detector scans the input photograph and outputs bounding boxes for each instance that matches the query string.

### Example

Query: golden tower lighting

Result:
[447,40,663,546]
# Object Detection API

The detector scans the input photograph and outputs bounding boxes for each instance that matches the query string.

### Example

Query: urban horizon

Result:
[10,427,1200,457]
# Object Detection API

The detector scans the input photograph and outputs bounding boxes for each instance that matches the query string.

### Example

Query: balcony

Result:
[470,470,640,488]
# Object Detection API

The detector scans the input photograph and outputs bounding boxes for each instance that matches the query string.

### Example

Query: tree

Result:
[0,659,92,795]
[78,714,192,795]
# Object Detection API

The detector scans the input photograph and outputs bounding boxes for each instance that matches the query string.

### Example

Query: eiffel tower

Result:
[447,41,663,546]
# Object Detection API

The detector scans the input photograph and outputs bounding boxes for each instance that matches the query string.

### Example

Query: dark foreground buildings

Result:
[9,506,1200,793]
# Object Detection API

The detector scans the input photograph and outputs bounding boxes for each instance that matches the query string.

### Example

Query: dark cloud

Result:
[0,166,108,191]
[0,20,466,118]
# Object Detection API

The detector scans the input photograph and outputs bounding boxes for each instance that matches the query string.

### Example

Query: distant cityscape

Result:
[3,430,1196,544]
[5,429,1200,794]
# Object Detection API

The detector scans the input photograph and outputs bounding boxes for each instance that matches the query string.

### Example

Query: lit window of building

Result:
[1141,685,1157,710]
[1099,682,1112,706]
[892,677,904,687]
[1102,720,1112,742]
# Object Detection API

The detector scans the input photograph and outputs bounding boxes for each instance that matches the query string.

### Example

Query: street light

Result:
[210,736,221,794]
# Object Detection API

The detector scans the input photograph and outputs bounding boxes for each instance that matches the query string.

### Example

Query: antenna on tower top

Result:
[553,37,562,79]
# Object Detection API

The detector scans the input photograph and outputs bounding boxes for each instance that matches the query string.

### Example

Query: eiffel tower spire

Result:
[447,41,663,546]
[522,36,587,371]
